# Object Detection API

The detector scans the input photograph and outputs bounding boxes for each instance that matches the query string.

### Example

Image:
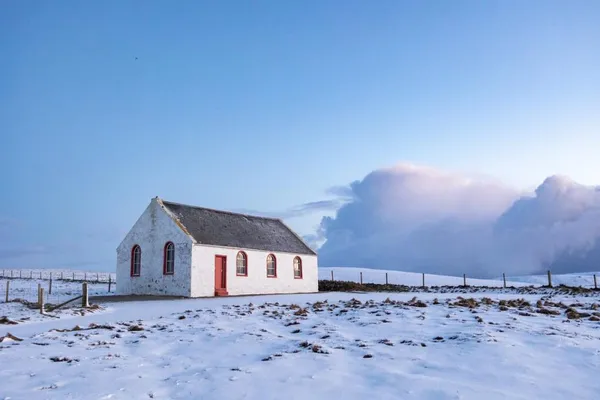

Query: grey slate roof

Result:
[160,199,317,256]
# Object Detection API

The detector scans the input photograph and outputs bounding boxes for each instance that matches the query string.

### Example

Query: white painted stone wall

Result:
[190,244,318,297]
[116,198,193,296]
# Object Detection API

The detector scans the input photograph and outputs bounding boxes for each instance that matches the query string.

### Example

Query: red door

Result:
[214,255,228,296]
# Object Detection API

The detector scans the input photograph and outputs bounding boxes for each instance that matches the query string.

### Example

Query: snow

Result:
[1,277,114,305]
[509,271,600,288]
[1,267,599,399]
[1,277,114,299]
[320,267,600,289]
[2,290,600,399]
[0,277,115,326]
[319,267,530,287]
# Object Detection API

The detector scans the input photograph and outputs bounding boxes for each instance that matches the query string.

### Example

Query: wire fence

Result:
[321,269,600,290]
[1,278,92,318]
[1,271,115,307]
[0,269,116,284]
[2,268,599,295]
[1,280,73,307]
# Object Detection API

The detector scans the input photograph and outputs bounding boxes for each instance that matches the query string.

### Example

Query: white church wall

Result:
[116,198,193,296]
[190,244,318,297]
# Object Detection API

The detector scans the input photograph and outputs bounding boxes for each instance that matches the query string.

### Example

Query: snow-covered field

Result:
[0,267,597,326]
[1,266,597,291]
[0,277,115,325]
[509,271,600,288]
[1,268,599,399]
[320,267,527,287]
[1,277,114,299]
[2,290,600,399]
[1,276,114,304]
[320,267,600,288]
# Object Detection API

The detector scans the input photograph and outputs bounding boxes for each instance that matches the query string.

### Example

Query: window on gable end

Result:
[164,242,175,275]
[131,245,141,277]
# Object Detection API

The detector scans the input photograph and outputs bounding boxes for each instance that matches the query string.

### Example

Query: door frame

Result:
[214,254,229,296]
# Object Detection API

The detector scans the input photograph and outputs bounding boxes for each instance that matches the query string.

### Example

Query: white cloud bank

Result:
[315,164,600,278]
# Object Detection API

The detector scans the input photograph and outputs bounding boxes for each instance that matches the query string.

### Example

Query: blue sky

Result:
[1,1,599,271]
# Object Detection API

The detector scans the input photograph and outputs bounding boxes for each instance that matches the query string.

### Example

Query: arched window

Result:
[131,245,141,277]
[163,242,175,275]
[236,251,248,276]
[293,257,302,279]
[266,254,277,278]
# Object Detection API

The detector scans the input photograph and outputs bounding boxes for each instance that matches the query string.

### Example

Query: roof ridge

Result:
[161,199,282,221]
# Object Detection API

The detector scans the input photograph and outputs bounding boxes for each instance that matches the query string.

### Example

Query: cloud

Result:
[316,163,600,277]
[234,198,346,220]
[489,175,600,275]
[324,185,355,199]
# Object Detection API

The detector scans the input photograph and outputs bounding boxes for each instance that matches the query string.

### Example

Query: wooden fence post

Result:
[73,272,75,280]
[503,273,507,288]
[61,271,64,280]
[463,274,467,287]
[19,270,22,278]
[331,270,334,281]
[360,272,363,285]
[82,282,89,307]
[385,272,388,285]
[422,273,425,288]
[547,270,552,287]
[39,288,45,314]
[108,275,112,293]
[37,283,41,305]
[49,277,53,295]
[84,272,87,281]
[5,281,9,302]
[594,274,597,290]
